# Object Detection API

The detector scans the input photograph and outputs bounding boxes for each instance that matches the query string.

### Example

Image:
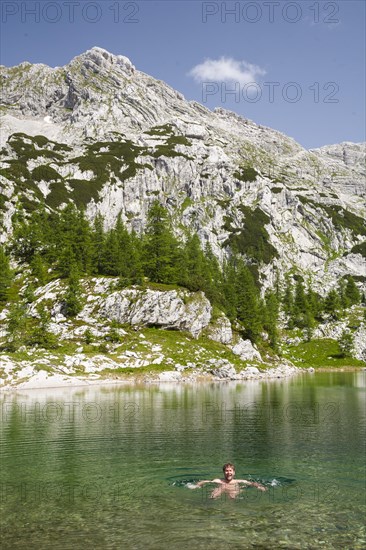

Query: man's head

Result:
[222,463,235,481]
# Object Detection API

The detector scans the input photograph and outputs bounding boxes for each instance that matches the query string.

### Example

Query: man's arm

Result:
[192,478,222,488]
[235,479,267,491]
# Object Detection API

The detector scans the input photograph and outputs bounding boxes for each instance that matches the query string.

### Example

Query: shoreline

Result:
[1,364,364,393]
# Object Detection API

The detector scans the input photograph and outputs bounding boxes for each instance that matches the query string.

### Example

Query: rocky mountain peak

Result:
[0,48,365,293]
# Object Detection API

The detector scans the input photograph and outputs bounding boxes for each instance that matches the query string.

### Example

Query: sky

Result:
[1,0,365,149]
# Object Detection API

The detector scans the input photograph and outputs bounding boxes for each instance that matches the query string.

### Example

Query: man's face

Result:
[224,466,235,481]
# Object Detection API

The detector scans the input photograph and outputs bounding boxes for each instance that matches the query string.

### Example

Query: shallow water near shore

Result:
[1,372,365,549]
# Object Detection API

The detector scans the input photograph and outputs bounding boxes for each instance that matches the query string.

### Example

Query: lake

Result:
[1,372,365,549]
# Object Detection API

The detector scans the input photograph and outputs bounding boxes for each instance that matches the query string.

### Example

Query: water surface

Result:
[1,372,365,549]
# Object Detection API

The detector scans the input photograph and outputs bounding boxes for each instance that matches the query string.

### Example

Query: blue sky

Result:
[1,0,365,149]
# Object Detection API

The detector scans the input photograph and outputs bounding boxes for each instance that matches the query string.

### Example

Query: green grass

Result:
[282,338,364,368]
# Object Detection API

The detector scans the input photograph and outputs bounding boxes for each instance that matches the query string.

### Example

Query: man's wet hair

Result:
[223,463,235,471]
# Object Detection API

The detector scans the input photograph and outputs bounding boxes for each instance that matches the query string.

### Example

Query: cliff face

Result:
[0,47,365,293]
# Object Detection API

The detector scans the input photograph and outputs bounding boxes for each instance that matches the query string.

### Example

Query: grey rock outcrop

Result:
[211,363,237,379]
[231,338,262,361]
[99,288,212,338]
[353,325,366,362]
[205,315,233,344]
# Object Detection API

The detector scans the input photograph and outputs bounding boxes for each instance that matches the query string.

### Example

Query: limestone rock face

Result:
[0,47,365,293]
[353,325,366,362]
[99,288,212,338]
[231,338,262,361]
[205,315,233,344]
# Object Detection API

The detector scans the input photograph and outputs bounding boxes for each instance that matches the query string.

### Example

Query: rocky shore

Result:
[0,360,304,392]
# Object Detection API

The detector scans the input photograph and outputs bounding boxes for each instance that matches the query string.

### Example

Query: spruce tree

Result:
[183,234,203,291]
[128,230,144,284]
[264,289,279,350]
[306,283,322,321]
[282,275,295,328]
[0,246,12,303]
[91,213,105,275]
[338,329,354,357]
[57,204,93,276]
[30,303,58,349]
[294,279,307,318]
[101,229,119,276]
[114,214,144,284]
[235,260,262,343]
[344,277,360,306]
[222,258,238,320]
[324,289,341,319]
[338,278,350,310]
[63,264,84,317]
[143,201,181,284]
[6,300,29,351]
[202,242,224,306]
[30,253,48,286]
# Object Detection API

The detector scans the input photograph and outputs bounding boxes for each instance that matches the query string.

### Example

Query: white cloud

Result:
[189,56,266,86]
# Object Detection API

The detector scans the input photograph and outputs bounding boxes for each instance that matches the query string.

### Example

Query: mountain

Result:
[1,46,365,293]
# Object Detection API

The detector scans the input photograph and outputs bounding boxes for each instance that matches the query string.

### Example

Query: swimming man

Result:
[193,463,267,499]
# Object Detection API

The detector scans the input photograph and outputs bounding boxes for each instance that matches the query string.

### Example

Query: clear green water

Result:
[1,372,365,549]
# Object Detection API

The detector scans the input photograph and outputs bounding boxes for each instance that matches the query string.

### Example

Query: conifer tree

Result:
[324,289,341,319]
[91,213,105,274]
[75,208,93,274]
[338,329,354,358]
[101,229,119,276]
[282,275,295,328]
[63,264,84,317]
[222,258,238,320]
[30,303,58,349]
[306,283,322,321]
[128,230,144,284]
[235,260,262,342]
[143,201,181,284]
[58,244,78,279]
[292,278,315,333]
[264,289,279,349]
[11,206,40,263]
[294,279,307,317]
[114,214,144,284]
[6,300,28,351]
[202,242,224,306]
[57,204,93,276]
[183,234,204,291]
[30,253,48,286]
[344,277,360,306]
[0,246,12,303]
[338,278,350,310]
